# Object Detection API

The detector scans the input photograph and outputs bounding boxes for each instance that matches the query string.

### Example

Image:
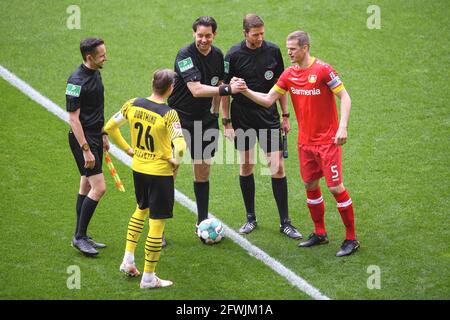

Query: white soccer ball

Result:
[197,218,225,244]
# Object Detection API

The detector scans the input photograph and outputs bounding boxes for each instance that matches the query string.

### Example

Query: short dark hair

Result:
[243,14,264,32]
[287,31,310,48]
[192,16,217,33]
[80,38,104,61]
[152,69,176,95]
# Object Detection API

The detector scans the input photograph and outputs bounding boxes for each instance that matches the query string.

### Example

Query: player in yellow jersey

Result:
[104,69,186,288]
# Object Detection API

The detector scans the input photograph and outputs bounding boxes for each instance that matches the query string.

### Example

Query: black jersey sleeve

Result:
[66,76,83,112]
[175,49,201,83]
[218,49,225,82]
[223,51,232,84]
[274,47,285,79]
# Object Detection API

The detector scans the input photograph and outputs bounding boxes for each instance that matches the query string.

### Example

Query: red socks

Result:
[306,188,326,235]
[306,188,357,240]
[333,190,356,240]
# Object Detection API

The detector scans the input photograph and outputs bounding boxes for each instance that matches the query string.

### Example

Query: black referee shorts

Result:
[231,101,282,154]
[133,171,174,219]
[179,112,219,161]
[68,131,103,177]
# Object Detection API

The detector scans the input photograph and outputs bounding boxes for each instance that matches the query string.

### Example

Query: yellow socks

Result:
[144,218,165,273]
[125,206,148,257]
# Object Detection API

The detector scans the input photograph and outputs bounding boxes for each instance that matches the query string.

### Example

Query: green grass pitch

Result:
[0,0,449,300]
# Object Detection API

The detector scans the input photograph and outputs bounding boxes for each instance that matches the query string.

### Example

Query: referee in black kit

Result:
[222,14,302,239]
[66,38,109,256]
[168,16,246,231]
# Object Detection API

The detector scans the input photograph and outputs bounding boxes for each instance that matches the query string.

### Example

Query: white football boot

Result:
[140,275,173,289]
[119,261,141,277]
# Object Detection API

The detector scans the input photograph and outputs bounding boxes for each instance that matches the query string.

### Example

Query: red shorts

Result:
[297,143,343,187]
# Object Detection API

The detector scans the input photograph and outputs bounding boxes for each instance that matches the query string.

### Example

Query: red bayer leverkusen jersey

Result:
[274,58,345,145]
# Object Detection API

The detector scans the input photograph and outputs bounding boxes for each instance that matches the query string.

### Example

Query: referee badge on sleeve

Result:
[178,57,194,72]
[66,83,81,97]
[224,61,230,74]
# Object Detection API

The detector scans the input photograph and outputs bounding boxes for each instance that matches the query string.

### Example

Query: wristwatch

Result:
[81,143,90,151]
[222,118,231,126]
[282,113,290,118]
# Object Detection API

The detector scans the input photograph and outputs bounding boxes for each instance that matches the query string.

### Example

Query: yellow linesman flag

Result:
[104,151,125,192]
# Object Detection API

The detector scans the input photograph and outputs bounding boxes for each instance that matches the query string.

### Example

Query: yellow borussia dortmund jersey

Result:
[106,97,183,176]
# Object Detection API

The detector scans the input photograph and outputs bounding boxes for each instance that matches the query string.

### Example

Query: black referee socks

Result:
[240,174,256,220]
[272,177,289,224]
[75,194,86,235]
[194,181,209,225]
[76,196,98,239]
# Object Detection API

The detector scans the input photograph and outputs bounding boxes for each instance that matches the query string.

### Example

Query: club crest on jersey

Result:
[211,76,219,86]
[308,74,317,83]
[264,70,274,80]
[172,122,182,130]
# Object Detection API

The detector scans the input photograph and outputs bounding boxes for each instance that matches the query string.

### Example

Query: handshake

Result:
[228,77,248,94]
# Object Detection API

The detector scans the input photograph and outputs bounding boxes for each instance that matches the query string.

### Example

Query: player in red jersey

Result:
[234,31,359,257]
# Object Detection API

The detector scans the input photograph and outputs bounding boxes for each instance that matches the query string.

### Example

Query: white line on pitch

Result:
[0,65,330,300]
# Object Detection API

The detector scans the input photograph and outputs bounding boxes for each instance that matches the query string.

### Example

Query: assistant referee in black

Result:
[168,16,246,230]
[66,37,109,256]
[222,14,302,239]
